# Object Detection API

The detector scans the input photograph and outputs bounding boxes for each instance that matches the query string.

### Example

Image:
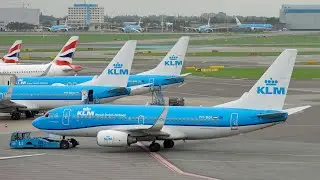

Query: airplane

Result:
[13,37,190,98]
[234,16,273,31]
[0,36,84,77]
[1,40,22,64]
[44,18,72,32]
[183,17,216,33]
[0,40,148,120]
[32,49,311,152]
[120,19,143,33]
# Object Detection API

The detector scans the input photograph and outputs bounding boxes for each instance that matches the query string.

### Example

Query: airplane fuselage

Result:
[15,75,185,94]
[32,104,287,140]
[0,85,130,111]
[0,63,75,77]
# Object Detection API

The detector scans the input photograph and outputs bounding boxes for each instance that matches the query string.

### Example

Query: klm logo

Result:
[257,78,286,95]
[77,107,95,116]
[107,62,129,75]
[104,136,112,141]
[17,79,26,85]
[164,55,183,66]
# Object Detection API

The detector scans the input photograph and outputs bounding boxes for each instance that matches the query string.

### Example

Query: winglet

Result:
[40,63,53,76]
[148,106,169,131]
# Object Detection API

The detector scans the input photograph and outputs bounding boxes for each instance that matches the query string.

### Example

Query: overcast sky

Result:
[1,0,319,17]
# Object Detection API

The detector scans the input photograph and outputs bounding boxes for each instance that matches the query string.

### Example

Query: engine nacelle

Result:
[96,130,137,147]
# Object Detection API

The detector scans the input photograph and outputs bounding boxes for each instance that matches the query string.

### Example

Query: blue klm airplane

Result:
[119,18,143,33]
[235,16,273,31]
[32,49,311,152]
[0,40,148,120]
[44,18,72,32]
[14,37,190,98]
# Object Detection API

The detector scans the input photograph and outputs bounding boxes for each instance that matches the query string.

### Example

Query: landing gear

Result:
[11,111,21,120]
[163,140,174,148]
[69,138,79,147]
[25,111,35,119]
[149,142,161,152]
[60,140,70,149]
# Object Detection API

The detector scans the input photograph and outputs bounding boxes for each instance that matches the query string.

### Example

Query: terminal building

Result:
[280,4,320,30]
[0,8,40,29]
[67,3,104,27]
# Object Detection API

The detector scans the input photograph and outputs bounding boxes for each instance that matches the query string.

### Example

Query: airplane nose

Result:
[32,117,42,129]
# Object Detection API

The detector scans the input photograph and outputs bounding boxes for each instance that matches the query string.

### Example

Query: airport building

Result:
[67,3,104,27]
[280,4,320,30]
[0,8,40,27]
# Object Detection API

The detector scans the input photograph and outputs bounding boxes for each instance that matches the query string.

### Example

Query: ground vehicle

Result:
[9,131,79,149]
[169,97,185,106]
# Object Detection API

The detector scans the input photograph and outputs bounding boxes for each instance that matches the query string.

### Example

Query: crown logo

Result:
[113,62,123,69]
[169,55,178,61]
[83,107,91,111]
[264,78,278,86]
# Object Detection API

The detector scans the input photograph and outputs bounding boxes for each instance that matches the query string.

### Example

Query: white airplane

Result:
[0,36,84,77]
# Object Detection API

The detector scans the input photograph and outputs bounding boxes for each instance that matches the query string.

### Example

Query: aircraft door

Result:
[230,113,238,130]
[81,90,88,104]
[62,109,71,126]
[149,78,155,89]
[138,115,145,125]
[88,90,94,104]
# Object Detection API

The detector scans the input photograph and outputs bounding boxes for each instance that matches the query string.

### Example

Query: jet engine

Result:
[96,130,137,147]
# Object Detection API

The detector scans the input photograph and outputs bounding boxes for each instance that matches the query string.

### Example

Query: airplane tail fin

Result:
[138,36,190,76]
[1,40,22,63]
[215,49,297,110]
[138,18,141,26]
[235,16,241,25]
[208,17,211,26]
[51,36,84,72]
[65,17,68,26]
[79,40,137,87]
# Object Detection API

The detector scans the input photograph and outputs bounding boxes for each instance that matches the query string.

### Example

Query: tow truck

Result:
[9,131,79,149]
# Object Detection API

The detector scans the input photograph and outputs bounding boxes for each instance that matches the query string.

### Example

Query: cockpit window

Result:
[44,113,49,117]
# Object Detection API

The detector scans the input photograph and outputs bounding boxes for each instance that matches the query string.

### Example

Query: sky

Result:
[1,0,320,18]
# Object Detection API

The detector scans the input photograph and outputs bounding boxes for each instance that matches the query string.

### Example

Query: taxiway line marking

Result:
[137,142,220,180]
[0,153,46,160]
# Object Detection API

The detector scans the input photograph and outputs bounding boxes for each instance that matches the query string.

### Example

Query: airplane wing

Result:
[112,106,171,137]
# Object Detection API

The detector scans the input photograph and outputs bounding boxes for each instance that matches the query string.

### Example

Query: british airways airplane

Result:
[235,16,273,31]
[0,40,22,64]
[0,36,84,76]
[0,40,147,120]
[14,37,190,96]
[32,49,311,152]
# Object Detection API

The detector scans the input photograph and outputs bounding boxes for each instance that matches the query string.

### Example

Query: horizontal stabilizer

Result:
[284,105,311,115]
[180,73,192,77]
